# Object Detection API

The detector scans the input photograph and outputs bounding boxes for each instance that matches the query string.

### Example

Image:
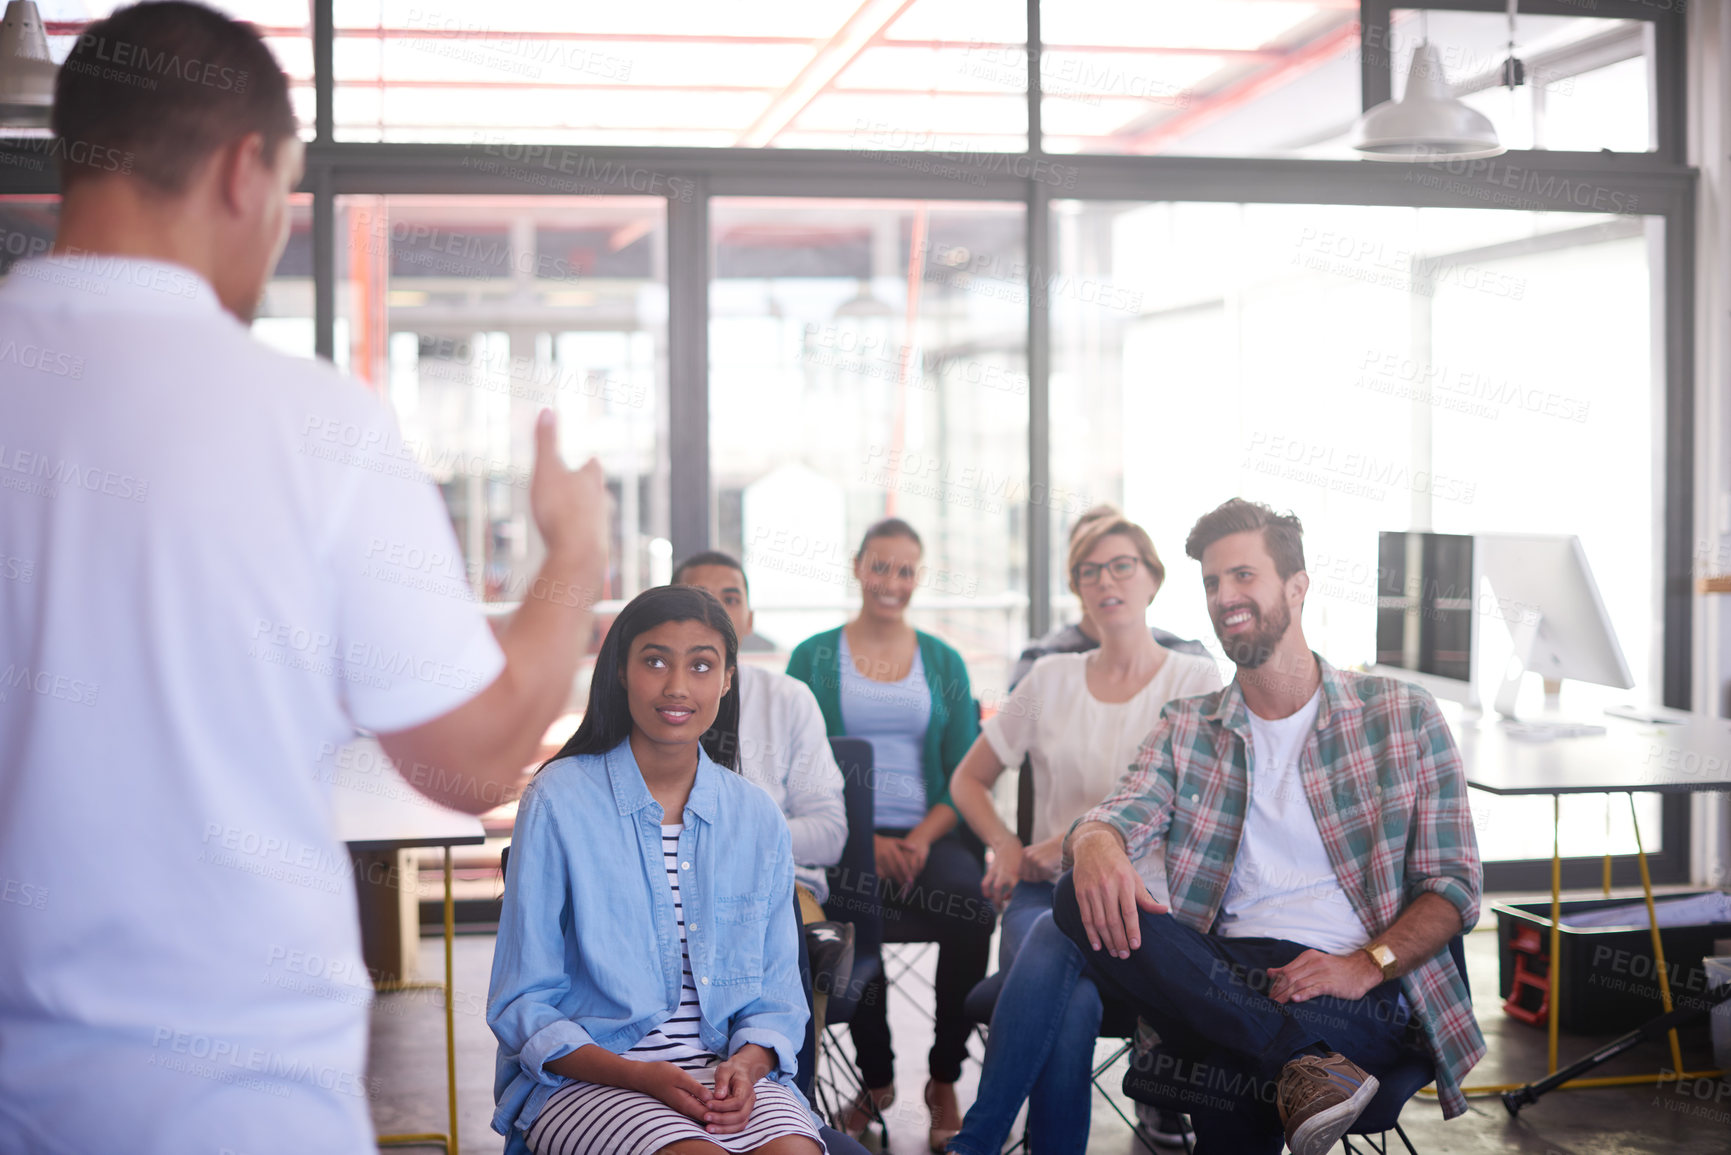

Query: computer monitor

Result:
[1370,531,1481,708]
[1474,533,1633,719]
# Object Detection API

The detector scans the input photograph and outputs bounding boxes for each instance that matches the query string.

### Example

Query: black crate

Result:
[1494,892,1731,1034]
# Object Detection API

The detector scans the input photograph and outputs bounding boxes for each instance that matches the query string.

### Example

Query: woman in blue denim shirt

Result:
[487,586,824,1155]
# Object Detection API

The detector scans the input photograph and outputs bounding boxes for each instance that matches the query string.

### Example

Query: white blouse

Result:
[982,648,1223,900]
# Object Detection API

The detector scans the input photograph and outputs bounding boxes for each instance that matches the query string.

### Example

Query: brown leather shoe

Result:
[925,1079,962,1152]
[838,1083,894,1140]
[1277,1052,1380,1155]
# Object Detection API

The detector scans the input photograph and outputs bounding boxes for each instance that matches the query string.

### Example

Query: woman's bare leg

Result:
[749,1137,823,1155]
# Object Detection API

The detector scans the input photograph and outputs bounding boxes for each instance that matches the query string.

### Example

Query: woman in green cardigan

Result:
[786,518,992,1152]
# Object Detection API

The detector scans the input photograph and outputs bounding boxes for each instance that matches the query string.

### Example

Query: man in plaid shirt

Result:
[1057,499,1483,1155]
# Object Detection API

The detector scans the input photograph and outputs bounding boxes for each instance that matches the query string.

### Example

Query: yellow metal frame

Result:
[1429,792,1724,1099]
[378,847,461,1153]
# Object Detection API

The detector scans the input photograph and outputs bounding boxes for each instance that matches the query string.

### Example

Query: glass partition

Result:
[336,194,669,605]
[710,196,1028,697]
[1051,196,1664,859]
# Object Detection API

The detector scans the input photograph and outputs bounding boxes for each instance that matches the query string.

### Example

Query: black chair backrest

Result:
[1015,755,1035,845]
[793,887,816,1098]
[824,736,881,960]
[1449,931,1469,996]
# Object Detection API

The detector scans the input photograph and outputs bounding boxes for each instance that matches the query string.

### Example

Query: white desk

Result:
[1451,712,1731,1095]
[1455,712,1731,796]
[330,740,485,1155]
[332,759,488,850]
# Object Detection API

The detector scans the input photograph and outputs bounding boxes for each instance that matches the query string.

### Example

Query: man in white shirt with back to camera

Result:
[0,4,609,1153]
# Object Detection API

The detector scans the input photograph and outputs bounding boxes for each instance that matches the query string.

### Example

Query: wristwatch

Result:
[1361,942,1398,981]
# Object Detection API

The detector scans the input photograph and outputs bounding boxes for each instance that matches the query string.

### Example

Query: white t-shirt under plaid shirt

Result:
[622,824,714,1070]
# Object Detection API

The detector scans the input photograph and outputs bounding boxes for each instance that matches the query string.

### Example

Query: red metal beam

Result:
[736,0,921,147]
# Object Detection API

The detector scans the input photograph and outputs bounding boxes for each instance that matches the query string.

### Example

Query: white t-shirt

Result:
[1217,689,1370,954]
[734,663,847,903]
[0,257,504,1154]
[984,649,1222,901]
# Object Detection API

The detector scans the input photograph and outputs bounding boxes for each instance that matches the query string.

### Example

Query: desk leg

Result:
[1628,794,1685,1075]
[445,847,459,1155]
[1431,792,1724,1099]
[1602,799,1613,897]
[377,848,457,1153]
[1548,795,1561,1075]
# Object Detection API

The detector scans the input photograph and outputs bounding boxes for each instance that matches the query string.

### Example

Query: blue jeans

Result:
[948,882,1102,1155]
[1051,873,1417,1155]
[997,879,1054,970]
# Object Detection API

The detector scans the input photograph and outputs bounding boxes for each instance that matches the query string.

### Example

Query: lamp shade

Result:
[1352,43,1504,162]
[0,1,54,128]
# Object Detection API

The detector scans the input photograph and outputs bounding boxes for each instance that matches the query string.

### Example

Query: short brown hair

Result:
[1183,499,1305,580]
[1068,513,1165,595]
[53,2,296,193]
[1069,504,1123,540]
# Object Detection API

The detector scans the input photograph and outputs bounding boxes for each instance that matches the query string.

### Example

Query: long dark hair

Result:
[544,585,741,771]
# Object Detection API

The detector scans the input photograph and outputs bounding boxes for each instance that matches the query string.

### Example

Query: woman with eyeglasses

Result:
[786,518,992,1152]
[943,512,1222,1155]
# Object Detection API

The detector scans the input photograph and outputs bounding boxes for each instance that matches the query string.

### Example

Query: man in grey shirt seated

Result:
[1010,504,1209,691]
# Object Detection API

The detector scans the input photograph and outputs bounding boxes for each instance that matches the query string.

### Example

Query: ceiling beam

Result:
[734,0,921,148]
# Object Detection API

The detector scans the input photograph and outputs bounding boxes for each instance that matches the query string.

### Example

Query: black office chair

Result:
[810,736,890,1144]
[1121,935,1472,1155]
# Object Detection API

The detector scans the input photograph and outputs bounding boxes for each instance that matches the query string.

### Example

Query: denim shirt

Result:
[487,739,808,1152]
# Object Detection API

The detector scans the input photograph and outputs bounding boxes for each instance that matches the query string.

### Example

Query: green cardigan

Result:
[785,626,979,818]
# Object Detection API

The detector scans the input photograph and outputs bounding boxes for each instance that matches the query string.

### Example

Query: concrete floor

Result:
[367,928,1730,1154]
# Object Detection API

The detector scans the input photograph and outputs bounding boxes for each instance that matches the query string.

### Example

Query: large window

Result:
[0,0,1696,881]
[710,197,1027,696]
[1051,197,1665,859]
[336,195,669,604]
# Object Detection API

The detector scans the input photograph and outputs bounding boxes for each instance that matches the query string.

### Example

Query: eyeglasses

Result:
[1074,555,1142,586]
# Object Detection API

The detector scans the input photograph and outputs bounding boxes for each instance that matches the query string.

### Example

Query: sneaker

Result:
[805,920,856,992]
[1135,1101,1191,1147]
[1276,1053,1380,1155]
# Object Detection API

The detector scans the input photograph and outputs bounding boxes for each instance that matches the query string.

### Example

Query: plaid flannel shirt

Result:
[1071,655,1484,1119]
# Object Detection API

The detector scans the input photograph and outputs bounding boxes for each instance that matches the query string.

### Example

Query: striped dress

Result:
[525,824,824,1155]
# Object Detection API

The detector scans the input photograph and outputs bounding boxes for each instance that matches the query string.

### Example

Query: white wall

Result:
[1689,0,1731,890]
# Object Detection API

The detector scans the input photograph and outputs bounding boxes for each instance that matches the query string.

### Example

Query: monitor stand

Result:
[1493,612,1606,739]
